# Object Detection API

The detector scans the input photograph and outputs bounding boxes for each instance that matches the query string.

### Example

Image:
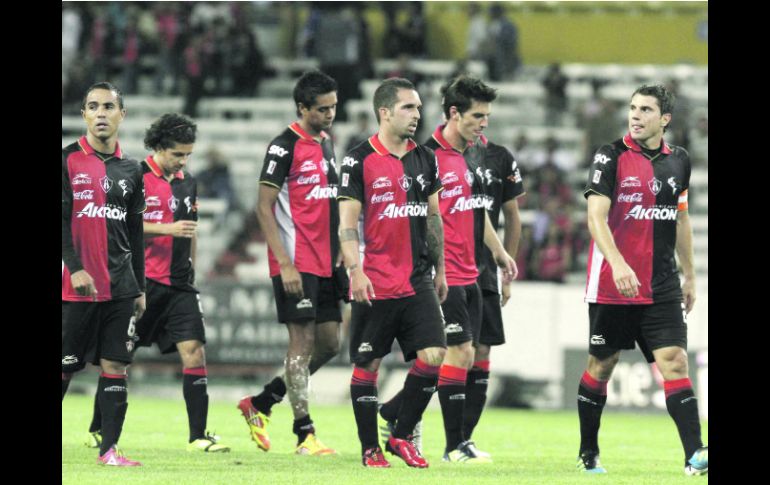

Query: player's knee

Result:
[659,352,689,378]
[588,353,619,379]
[100,359,128,375]
[181,345,206,368]
[420,347,446,367]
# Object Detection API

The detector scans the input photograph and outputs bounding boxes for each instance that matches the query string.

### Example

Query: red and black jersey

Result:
[474,140,526,293]
[338,135,441,299]
[141,156,198,291]
[584,133,691,304]
[62,136,146,302]
[425,125,492,287]
[259,122,340,278]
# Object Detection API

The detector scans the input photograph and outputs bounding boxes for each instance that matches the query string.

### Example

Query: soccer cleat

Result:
[412,420,423,453]
[295,433,337,456]
[187,432,231,452]
[465,441,491,460]
[97,445,142,466]
[362,446,391,467]
[577,451,607,473]
[237,395,271,451]
[385,435,428,468]
[378,406,423,454]
[685,446,708,476]
[443,440,493,464]
[85,430,102,449]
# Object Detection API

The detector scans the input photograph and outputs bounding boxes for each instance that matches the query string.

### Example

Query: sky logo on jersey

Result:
[73,189,94,200]
[624,205,678,221]
[593,153,611,165]
[621,176,641,188]
[441,171,459,185]
[72,173,92,185]
[648,177,662,195]
[440,185,464,199]
[268,145,289,157]
[298,173,321,185]
[300,160,316,172]
[370,191,395,204]
[372,176,392,189]
[100,176,113,193]
[449,195,494,214]
[378,202,428,220]
[617,192,643,203]
[305,185,338,200]
[145,196,161,206]
[76,202,127,221]
[342,156,359,167]
[399,174,413,192]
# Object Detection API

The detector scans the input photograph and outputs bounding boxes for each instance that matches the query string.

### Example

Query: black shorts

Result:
[442,283,483,347]
[588,301,688,363]
[271,268,347,324]
[135,279,206,354]
[479,290,506,346]
[62,298,137,373]
[349,290,446,365]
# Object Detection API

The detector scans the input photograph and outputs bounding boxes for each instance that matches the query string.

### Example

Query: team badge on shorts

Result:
[100,176,113,193]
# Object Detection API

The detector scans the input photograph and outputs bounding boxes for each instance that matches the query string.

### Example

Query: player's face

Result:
[154,142,194,177]
[454,100,491,144]
[301,91,337,134]
[385,88,422,140]
[628,94,671,149]
[81,89,125,142]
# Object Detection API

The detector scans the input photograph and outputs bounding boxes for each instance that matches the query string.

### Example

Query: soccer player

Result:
[84,113,230,453]
[579,84,707,475]
[62,82,146,466]
[238,70,347,455]
[338,77,448,468]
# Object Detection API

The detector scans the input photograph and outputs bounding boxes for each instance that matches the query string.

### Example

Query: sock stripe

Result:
[580,371,608,395]
[663,377,693,398]
[183,366,208,376]
[472,360,490,372]
[100,372,126,379]
[409,358,440,378]
[439,364,468,381]
[351,367,378,385]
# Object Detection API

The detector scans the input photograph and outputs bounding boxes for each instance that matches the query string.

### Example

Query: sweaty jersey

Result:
[425,125,491,287]
[62,136,146,301]
[141,156,198,291]
[338,135,441,299]
[259,122,340,278]
[584,133,691,304]
[474,140,525,293]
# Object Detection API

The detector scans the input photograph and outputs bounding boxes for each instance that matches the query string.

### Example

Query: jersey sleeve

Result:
[678,146,692,211]
[426,147,443,195]
[127,161,146,215]
[259,138,294,189]
[499,146,525,201]
[583,144,618,200]
[61,150,83,273]
[337,150,365,203]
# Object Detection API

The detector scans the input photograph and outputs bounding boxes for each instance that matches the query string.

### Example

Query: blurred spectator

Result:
[688,109,708,167]
[182,33,206,117]
[465,3,489,60]
[528,158,573,211]
[153,3,183,94]
[297,4,322,58]
[531,136,578,172]
[196,146,238,211]
[513,132,539,172]
[581,98,622,167]
[487,4,521,81]
[119,9,143,94]
[386,53,425,89]
[514,225,536,281]
[62,4,82,98]
[532,223,571,283]
[354,5,375,79]
[229,26,266,97]
[664,78,691,150]
[345,112,374,153]
[397,2,427,57]
[542,63,569,126]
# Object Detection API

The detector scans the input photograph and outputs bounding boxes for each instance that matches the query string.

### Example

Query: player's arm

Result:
[586,194,640,298]
[143,220,198,238]
[338,198,375,305]
[483,210,517,282]
[500,198,522,306]
[62,154,97,298]
[256,182,303,297]
[427,191,448,303]
[676,208,696,313]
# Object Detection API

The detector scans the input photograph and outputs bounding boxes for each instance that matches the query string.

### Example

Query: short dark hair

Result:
[440,75,497,119]
[144,112,197,151]
[372,77,416,123]
[632,84,675,115]
[293,70,338,117]
[82,82,124,110]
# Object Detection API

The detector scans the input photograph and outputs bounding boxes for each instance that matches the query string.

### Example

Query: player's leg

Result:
[463,343,490,456]
[61,301,94,400]
[577,351,619,469]
[285,321,318,444]
[309,320,341,374]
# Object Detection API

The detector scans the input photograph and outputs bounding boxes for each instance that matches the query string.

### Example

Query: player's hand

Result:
[350,267,375,306]
[280,262,303,298]
[611,260,641,298]
[71,269,98,300]
[168,220,197,238]
[134,292,146,320]
[501,281,512,307]
[682,277,696,313]
[335,251,344,268]
[494,249,517,283]
[434,267,448,303]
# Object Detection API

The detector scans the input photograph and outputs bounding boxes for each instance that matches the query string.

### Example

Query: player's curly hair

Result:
[440,75,497,119]
[143,113,197,151]
[293,70,338,117]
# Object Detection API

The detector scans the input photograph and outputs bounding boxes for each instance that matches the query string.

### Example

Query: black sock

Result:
[664,378,703,466]
[89,387,102,433]
[183,367,209,442]
[577,371,607,455]
[62,373,71,401]
[438,364,467,453]
[379,389,403,423]
[350,367,379,453]
[394,359,439,439]
[251,376,286,414]
[292,414,315,445]
[97,373,129,456]
[463,365,490,439]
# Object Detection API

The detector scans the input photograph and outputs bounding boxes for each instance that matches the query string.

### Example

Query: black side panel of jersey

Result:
[462,142,490,280]
[406,145,438,294]
[170,173,199,291]
[321,137,340,271]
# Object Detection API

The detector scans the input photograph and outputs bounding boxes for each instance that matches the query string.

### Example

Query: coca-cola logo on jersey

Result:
[370,191,395,204]
[440,185,464,199]
[144,210,164,221]
[617,192,643,203]
[297,173,321,185]
[73,190,94,200]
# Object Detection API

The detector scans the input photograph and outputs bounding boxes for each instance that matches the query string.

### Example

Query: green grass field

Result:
[62,395,707,484]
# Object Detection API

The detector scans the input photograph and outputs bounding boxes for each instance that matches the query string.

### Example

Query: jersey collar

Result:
[623,133,672,155]
[289,121,329,142]
[368,133,417,157]
[78,135,123,159]
[145,155,184,180]
[432,124,486,153]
